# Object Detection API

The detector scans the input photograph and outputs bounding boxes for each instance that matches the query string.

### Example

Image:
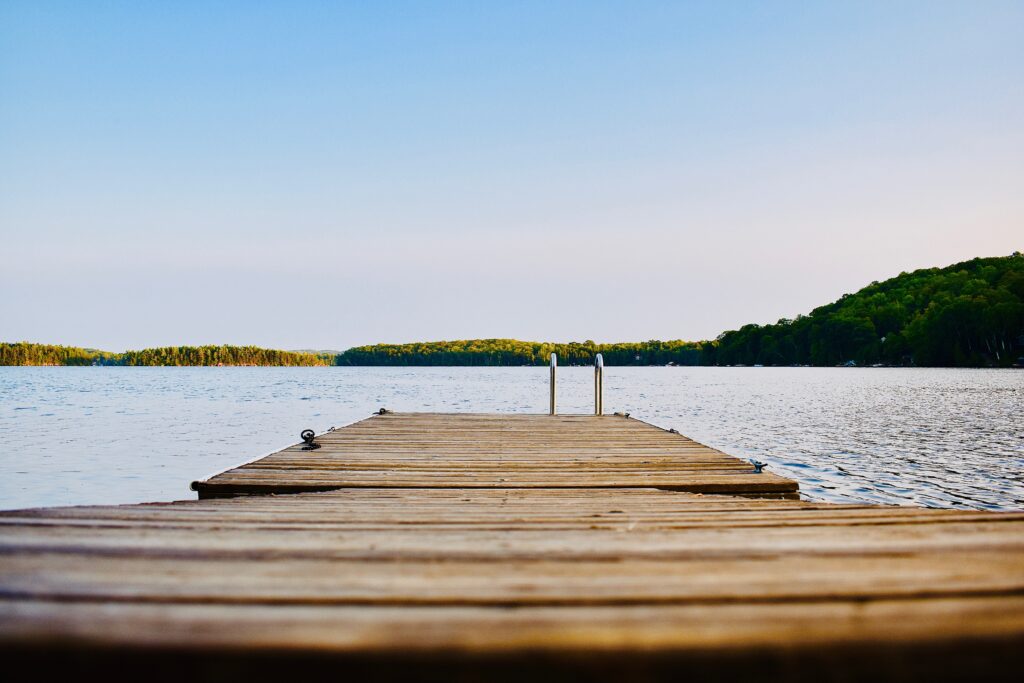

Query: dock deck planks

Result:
[191,413,799,497]
[2,412,1023,679]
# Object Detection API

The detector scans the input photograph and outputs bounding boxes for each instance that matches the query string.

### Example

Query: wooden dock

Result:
[2,412,1023,680]
[191,412,798,497]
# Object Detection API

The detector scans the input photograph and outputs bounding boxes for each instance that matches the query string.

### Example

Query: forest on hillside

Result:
[337,254,1024,368]
[4,254,1023,368]
[708,253,1024,367]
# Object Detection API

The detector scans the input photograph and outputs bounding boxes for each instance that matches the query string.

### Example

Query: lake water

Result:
[0,367,1021,511]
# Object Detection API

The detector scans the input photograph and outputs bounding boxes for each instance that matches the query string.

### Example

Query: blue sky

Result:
[1,1,1021,350]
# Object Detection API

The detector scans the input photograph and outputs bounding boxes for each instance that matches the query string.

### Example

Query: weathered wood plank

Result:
[2,412,1023,679]
[2,489,1023,607]
[4,597,1024,653]
[192,413,799,497]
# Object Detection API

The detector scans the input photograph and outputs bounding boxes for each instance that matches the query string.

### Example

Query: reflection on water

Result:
[0,367,1021,510]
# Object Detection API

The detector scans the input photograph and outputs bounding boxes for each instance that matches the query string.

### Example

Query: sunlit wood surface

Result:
[192,412,799,497]
[2,412,1022,680]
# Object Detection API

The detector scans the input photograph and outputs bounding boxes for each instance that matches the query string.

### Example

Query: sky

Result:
[1,1,1022,351]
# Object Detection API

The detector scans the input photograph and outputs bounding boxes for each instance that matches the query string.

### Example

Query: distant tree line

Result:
[118,345,332,366]
[0,343,330,367]
[0,343,113,366]
[4,254,1023,368]
[337,339,707,366]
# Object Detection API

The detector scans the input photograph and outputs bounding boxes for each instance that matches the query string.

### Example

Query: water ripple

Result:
[0,366,1021,510]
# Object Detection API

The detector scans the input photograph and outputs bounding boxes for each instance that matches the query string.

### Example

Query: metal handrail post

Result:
[594,353,604,416]
[549,353,557,415]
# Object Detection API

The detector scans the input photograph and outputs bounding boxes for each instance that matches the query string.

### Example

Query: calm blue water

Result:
[0,367,1021,510]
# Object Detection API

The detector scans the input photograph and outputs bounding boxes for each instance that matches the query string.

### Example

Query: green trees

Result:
[0,343,108,366]
[336,339,705,366]
[0,343,329,367]
[713,253,1024,367]
[4,254,1022,368]
[117,345,330,366]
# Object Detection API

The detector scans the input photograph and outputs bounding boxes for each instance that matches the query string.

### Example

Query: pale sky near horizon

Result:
[1,1,1022,351]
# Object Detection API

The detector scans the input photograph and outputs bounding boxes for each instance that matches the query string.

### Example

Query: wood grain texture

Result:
[192,413,799,497]
[2,489,1023,635]
[2,412,1022,679]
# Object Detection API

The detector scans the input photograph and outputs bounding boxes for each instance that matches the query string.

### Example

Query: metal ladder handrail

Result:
[548,352,603,416]
[549,353,557,415]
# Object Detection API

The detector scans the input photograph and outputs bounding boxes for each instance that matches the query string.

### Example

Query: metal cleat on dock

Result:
[300,429,321,451]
